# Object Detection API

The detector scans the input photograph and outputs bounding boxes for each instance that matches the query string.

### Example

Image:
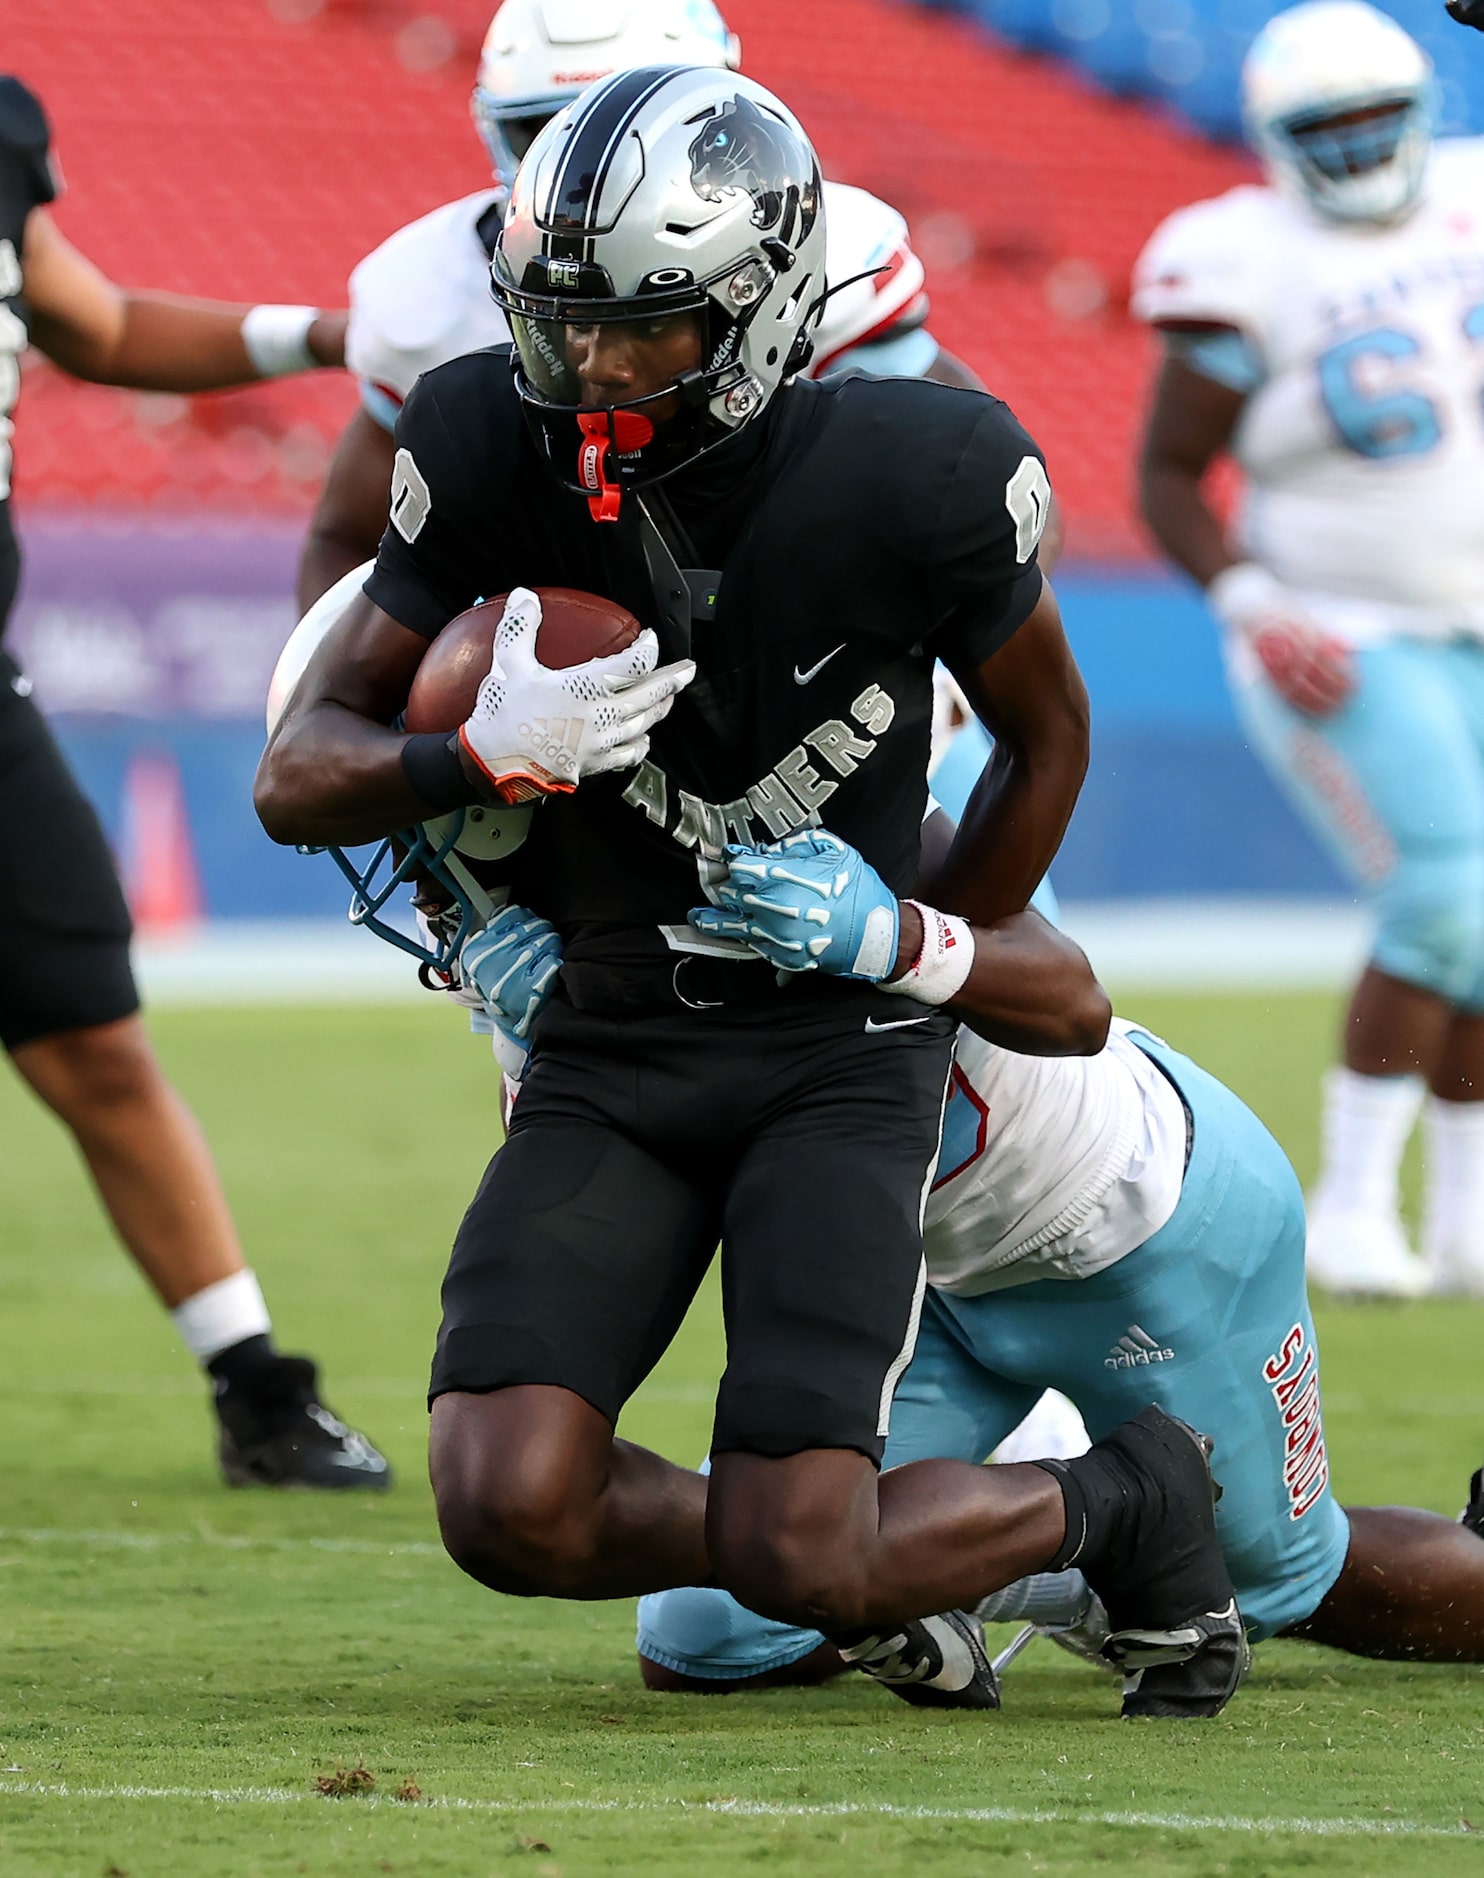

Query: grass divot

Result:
[311,1762,376,1798]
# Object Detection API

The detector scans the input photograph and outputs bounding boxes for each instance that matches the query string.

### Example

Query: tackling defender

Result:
[259,69,1248,1715]
[1135,1,1484,1299]
[294,0,1057,615]
[0,77,387,1487]
[600,828,1484,1693]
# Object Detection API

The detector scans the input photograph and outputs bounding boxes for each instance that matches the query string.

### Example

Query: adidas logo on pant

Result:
[1104,1324,1175,1370]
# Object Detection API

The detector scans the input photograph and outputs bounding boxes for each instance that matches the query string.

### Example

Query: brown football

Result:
[404,588,643,733]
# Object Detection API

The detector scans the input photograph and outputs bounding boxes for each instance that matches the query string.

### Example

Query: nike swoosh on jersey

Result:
[863,1014,932,1032]
[794,644,846,685]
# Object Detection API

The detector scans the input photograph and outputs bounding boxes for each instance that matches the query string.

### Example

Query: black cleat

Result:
[215,1355,391,1491]
[1460,1466,1484,1538]
[1105,1600,1250,1718]
[835,1608,1000,1710]
[1071,1406,1249,1718]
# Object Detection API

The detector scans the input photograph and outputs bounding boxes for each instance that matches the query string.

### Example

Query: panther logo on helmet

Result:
[688,95,820,244]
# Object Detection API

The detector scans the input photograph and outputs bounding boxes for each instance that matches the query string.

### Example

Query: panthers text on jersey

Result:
[0,77,58,636]
[925,1020,1189,1296]
[1133,138,1484,643]
[365,349,1047,977]
[346,179,932,432]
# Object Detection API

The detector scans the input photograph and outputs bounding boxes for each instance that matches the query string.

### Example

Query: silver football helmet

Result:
[491,64,826,511]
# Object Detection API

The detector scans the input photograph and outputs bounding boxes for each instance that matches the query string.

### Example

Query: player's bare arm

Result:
[1140,344,1354,719]
[259,581,692,847]
[908,807,1109,1051]
[1137,344,1245,584]
[256,593,433,846]
[297,409,398,613]
[21,207,345,389]
[924,580,1089,926]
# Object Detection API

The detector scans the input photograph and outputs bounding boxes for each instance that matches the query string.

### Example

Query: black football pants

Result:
[430,989,955,1462]
[0,650,137,1051]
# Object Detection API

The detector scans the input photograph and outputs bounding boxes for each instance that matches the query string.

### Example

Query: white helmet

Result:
[1242,1,1435,225]
[265,569,531,973]
[492,64,826,512]
[473,0,739,187]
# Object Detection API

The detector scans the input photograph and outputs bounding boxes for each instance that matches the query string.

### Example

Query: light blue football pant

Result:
[636,1034,1351,1680]
[1232,637,1484,1008]
[929,714,1060,925]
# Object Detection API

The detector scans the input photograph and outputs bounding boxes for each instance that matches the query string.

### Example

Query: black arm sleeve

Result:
[924,400,1049,672]
[362,373,490,639]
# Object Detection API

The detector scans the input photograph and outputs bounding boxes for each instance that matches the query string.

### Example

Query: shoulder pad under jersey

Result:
[347,190,511,416]
[814,181,929,374]
[1131,185,1283,338]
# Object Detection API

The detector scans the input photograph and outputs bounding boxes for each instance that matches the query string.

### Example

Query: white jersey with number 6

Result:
[1133,137,1484,643]
[347,180,933,428]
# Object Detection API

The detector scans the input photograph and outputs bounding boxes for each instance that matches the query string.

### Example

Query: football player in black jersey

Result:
[258,68,1246,1712]
[0,75,388,1489]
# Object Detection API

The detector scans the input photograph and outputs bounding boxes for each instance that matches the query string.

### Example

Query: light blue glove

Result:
[458,904,563,1069]
[688,830,901,979]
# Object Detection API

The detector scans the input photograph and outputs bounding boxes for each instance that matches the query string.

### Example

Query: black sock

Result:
[206,1332,279,1393]
[1033,1407,1227,1630]
[1031,1448,1139,1573]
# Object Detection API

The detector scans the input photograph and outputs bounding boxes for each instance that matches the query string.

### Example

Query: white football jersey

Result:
[923,1021,1188,1296]
[345,179,935,427]
[1133,138,1484,641]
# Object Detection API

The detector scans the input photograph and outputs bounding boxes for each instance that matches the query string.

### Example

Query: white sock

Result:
[1423,1097,1484,1252]
[1311,1066,1423,1219]
[171,1269,272,1365]
[977,1570,1092,1627]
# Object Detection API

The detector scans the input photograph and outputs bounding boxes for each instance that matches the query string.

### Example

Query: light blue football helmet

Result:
[1243,1,1436,225]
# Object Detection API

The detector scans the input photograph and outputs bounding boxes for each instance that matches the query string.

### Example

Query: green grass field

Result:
[3,990,1484,1877]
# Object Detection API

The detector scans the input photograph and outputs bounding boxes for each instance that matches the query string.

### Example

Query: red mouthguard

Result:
[575,410,655,522]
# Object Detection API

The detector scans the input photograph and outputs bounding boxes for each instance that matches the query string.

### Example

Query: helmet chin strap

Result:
[576,409,656,521]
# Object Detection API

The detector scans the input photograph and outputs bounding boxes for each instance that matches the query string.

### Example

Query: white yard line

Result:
[0,1779,1467,1838]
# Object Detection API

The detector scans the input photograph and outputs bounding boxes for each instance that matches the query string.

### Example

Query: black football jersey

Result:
[0,77,57,638]
[366,349,1048,963]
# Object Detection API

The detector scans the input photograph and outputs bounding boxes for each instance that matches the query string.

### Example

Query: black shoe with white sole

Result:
[215,1354,391,1491]
[1038,1405,1249,1719]
[834,1608,1001,1710]
[1104,1600,1250,1719]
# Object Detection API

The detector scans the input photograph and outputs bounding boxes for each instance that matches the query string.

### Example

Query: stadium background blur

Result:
[16,0,1464,963]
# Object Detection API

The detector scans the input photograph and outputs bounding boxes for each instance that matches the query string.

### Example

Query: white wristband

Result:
[242,304,320,378]
[1206,561,1291,634]
[886,900,975,1006]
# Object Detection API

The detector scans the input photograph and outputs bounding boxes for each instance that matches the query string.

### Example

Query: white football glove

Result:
[458,587,695,803]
